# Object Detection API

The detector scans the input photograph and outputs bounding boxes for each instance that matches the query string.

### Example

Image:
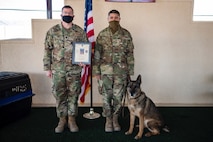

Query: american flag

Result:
[80,0,95,103]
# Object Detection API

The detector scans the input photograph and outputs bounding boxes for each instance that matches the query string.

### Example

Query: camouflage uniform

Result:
[93,26,134,117]
[43,23,88,118]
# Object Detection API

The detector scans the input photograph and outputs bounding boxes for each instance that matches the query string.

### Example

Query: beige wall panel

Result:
[0,0,213,106]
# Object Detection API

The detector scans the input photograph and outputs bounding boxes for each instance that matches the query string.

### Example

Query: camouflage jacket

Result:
[93,26,134,75]
[43,23,88,73]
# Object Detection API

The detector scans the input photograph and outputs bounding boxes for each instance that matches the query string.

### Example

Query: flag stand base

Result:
[83,108,100,119]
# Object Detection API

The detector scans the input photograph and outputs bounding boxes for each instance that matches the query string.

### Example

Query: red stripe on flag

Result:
[87,17,93,25]
[80,65,89,103]
[80,66,91,103]
[87,30,94,38]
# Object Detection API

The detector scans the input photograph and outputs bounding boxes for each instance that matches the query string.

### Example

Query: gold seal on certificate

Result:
[72,42,92,65]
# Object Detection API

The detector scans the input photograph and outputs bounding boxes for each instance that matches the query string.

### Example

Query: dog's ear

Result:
[136,74,142,85]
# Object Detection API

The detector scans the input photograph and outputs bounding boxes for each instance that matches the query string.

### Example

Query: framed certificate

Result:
[72,42,92,65]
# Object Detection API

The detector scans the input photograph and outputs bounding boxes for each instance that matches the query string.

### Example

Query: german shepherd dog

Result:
[125,75,169,140]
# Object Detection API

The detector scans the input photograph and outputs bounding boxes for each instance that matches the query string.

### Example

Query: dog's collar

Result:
[129,92,146,100]
[129,94,142,100]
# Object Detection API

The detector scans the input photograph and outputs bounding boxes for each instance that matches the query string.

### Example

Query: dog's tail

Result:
[162,125,170,133]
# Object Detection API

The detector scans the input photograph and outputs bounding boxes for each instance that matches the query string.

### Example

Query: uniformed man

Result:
[43,5,88,133]
[93,10,135,132]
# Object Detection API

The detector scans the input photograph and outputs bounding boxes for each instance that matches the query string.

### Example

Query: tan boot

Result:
[113,114,121,131]
[105,116,113,132]
[68,116,79,132]
[55,117,67,133]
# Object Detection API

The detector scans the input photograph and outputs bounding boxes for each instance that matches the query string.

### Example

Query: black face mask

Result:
[62,16,73,23]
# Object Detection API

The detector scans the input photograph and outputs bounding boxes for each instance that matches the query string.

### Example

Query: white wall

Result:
[0,0,213,106]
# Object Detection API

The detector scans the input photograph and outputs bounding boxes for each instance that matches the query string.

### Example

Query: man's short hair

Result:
[108,10,120,16]
[62,5,73,12]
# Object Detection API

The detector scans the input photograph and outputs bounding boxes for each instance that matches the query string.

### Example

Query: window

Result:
[0,0,63,40]
[193,0,213,21]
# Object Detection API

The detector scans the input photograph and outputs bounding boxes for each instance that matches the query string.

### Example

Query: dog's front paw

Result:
[134,135,142,140]
[145,132,152,137]
[125,131,132,135]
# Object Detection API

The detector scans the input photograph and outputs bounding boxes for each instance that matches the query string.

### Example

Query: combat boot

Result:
[55,117,67,133]
[68,116,79,132]
[113,114,121,131]
[105,116,113,132]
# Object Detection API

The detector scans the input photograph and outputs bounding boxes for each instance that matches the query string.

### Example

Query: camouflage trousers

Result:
[98,74,127,117]
[52,71,81,118]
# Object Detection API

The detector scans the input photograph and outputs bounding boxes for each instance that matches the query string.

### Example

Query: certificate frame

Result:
[72,42,92,65]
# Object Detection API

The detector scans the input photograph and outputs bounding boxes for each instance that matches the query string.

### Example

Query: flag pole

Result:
[83,0,100,119]
[83,56,100,119]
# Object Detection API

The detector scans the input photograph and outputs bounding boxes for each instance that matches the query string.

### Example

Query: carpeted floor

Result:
[0,107,212,142]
